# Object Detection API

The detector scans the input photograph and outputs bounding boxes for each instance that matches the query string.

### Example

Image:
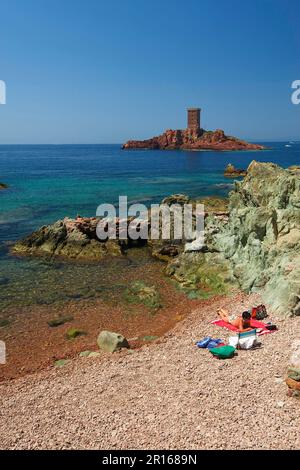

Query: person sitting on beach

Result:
[217,308,253,332]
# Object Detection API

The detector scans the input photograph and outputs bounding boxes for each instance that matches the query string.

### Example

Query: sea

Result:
[0,142,299,311]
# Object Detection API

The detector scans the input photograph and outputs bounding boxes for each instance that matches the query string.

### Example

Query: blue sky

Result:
[0,0,299,143]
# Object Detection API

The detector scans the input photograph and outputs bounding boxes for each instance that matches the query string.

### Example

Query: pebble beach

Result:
[1,292,299,450]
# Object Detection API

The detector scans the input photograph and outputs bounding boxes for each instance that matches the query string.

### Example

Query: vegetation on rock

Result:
[66,327,87,339]
[124,281,162,310]
[54,359,71,367]
[0,318,11,328]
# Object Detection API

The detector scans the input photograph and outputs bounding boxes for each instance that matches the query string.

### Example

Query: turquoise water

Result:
[0,142,299,311]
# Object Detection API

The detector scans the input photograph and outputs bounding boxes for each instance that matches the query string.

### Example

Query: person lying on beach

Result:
[217,308,253,332]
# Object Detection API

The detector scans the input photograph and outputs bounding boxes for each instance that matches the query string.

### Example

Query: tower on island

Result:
[187,108,201,132]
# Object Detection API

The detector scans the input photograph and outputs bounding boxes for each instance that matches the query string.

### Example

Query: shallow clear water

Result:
[0,142,299,310]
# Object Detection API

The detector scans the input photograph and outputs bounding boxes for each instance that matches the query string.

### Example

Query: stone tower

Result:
[187,108,201,132]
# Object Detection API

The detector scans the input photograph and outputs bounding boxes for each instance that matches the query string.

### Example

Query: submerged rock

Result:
[54,359,71,367]
[66,328,86,339]
[97,330,130,353]
[0,318,11,328]
[124,280,162,309]
[0,277,9,285]
[0,182,8,190]
[47,315,74,327]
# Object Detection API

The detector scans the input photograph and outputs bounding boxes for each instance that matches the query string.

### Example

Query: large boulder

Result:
[97,331,130,353]
[286,340,300,398]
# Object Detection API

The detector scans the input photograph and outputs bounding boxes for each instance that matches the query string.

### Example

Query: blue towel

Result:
[196,337,223,349]
[196,337,211,348]
[207,338,223,349]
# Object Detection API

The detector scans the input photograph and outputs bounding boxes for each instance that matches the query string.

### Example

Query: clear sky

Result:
[0,0,299,143]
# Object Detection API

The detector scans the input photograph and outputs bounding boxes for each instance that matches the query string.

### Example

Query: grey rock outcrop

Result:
[167,161,300,317]
[12,216,141,260]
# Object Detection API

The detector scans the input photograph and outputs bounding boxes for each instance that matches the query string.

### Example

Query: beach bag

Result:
[255,304,267,320]
[238,334,257,350]
[229,329,258,350]
[209,345,235,359]
[266,324,277,331]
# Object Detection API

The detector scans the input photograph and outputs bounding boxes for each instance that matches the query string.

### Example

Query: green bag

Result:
[209,345,236,359]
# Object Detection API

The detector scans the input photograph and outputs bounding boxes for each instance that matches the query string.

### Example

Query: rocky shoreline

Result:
[1,160,299,447]
[12,161,300,319]
[122,128,265,151]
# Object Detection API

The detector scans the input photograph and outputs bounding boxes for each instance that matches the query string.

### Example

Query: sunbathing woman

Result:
[217,308,253,332]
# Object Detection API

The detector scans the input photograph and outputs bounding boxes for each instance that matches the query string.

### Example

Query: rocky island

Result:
[122,108,266,151]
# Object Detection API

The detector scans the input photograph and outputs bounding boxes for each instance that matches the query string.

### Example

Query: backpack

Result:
[209,345,236,359]
[254,304,268,320]
[266,324,277,331]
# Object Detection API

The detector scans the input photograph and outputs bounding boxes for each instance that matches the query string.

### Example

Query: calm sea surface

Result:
[0,142,299,310]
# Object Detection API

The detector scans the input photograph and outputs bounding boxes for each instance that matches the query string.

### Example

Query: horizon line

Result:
[0,139,298,146]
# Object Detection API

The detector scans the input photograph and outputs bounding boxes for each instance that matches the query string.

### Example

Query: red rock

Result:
[122,128,265,151]
[286,377,300,391]
[224,163,247,177]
